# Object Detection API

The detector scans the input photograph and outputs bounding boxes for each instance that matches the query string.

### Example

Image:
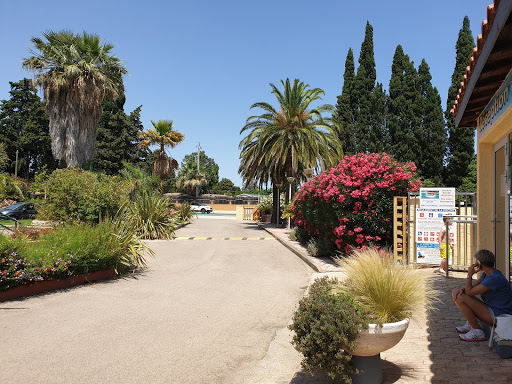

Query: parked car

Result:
[190,202,213,214]
[0,202,38,220]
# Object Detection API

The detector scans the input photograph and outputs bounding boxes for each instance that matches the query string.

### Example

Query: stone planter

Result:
[353,318,410,356]
[261,214,272,223]
[351,318,410,384]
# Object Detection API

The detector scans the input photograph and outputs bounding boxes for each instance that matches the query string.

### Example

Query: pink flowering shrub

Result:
[291,153,421,255]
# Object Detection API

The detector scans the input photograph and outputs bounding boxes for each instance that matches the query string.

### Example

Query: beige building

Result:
[452,0,512,279]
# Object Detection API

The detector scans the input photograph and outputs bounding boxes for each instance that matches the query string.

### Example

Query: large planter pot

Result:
[261,214,272,223]
[351,318,409,384]
[353,318,410,356]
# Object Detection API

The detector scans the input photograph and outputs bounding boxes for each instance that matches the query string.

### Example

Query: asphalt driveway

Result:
[0,218,312,383]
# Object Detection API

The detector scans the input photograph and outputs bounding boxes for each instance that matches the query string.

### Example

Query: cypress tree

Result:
[388,46,421,163]
[368,82,388,153]
[444,16,476,188]
[352,21,377,153]
[417,59,446,181]
[0,79,56,179]
[334,48,356,154]
[93,97,149,175]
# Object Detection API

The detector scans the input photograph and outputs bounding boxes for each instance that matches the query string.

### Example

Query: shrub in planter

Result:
[335,248,435,324]
[291,153,420,254]
[289,277,369,382]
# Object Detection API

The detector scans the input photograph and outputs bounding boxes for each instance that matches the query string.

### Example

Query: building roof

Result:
[452,0,512,127]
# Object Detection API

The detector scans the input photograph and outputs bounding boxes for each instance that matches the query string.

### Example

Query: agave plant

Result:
[122,191,178,239]
[335,248,435,324]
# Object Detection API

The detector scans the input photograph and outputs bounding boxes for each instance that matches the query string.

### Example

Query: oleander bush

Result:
[291,153,421,255]
[289,277,370,382]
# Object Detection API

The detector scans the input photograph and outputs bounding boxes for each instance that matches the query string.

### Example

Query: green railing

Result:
[0,213,17,231]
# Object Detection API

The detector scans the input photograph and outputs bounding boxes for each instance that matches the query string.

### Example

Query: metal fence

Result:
[406,192,477,269]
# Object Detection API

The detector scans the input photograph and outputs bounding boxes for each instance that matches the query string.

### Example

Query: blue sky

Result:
[0,1,486,187]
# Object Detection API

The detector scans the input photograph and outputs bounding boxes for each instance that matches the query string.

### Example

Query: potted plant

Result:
[289,247,434,383]
[257,195,273,223]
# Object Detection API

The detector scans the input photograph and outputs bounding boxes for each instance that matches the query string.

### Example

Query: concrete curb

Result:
[257,223,320,272]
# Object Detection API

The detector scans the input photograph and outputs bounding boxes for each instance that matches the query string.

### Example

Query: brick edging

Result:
[0,268,116,302]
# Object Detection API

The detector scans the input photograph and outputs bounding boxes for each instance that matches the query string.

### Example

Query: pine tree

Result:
[445,16,476,188]
[334,48,356,154]
[417,59,446,181]
[93,96,149,175]
[352,21,377,153]
[0,78,56,179]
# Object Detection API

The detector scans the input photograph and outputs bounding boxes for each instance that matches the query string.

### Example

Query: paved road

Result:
[0,218,312,383]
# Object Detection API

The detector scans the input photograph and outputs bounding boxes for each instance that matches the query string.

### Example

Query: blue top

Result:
[480,271,512,316]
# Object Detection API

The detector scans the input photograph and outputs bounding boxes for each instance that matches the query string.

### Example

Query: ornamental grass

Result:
[335,247,436,324]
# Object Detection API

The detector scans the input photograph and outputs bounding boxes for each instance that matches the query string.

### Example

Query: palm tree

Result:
[138,120,184,181]
[176,160,207,197]
[22,30,128,168]
[239,78,342,223]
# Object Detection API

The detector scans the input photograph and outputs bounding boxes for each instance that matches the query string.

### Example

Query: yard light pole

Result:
[305,168,314,181]
[287,176,295,229]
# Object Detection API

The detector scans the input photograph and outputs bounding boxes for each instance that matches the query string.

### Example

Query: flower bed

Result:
[291,153,420,254]
[0,268,116,302]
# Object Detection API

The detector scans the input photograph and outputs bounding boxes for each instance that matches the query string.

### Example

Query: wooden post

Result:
[393,196,407,263]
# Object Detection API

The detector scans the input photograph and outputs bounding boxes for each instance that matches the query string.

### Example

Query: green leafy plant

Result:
[123,191,178,239]
[107,215,153,271]
[335,248,435,324]
[289,277,369,382]
[38,168,134,224]
[175,202,196,222]
[306,238,335,258]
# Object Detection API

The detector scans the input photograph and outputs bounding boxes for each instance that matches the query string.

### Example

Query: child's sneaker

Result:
[456,321,472,333]
[459,328,486,342]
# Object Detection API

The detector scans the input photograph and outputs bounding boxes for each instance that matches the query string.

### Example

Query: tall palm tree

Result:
[22,30,128,168]
[138,120,184,181]
[176,161,207,197]
[239,78,342,222]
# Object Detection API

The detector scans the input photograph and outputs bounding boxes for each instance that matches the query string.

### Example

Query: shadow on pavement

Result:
[427,273,507,383]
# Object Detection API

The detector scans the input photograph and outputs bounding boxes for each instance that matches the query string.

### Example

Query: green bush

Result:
[175,202,196,222]
[123,191,178,239]
[0,220,152,291]
[306,238,335,258]
[289,277,369,382]
[0,175,28,200]
[38,168,134,224]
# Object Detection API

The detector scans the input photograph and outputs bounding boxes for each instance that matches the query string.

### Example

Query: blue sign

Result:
[478,68,512,137]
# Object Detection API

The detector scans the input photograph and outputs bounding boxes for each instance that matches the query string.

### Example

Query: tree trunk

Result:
[272,184,280,225]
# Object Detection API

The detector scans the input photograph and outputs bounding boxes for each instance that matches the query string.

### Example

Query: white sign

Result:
[420,188,456,208]
[416,208,457,265]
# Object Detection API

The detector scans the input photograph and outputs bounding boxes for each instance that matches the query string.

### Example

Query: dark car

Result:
[0,202,38,220]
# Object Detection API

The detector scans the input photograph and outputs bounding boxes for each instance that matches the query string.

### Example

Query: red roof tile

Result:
[452,2,498,118]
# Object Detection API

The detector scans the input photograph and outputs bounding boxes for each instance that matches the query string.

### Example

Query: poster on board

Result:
[416,208,457,264]
[419,188,456,208]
